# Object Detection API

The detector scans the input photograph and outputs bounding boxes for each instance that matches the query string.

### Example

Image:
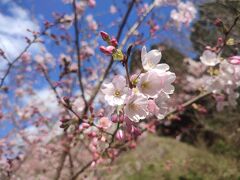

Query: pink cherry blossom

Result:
[94,117,112,129]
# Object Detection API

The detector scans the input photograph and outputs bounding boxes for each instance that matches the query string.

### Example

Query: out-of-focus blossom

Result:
[72,97,85,116]
[155,0,179,6]
[21,52,31,63]
[94,117,112,129]
[60,14,74,29]
[170,1,197,28]
[88,0,96,7]
[110,5,117,14]
[86,15,98,31]
[200,50,220,66]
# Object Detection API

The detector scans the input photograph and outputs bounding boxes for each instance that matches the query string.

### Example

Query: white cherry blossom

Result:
[141,46,169,72]
[102,75,128,106]
[200,50,220,66]
[124,93,149,122]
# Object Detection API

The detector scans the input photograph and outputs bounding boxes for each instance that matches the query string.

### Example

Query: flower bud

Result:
[82,122,90,129]
[116,129,124,141]
[228,56,240,65]
[111,114,118,123]
[131,126,142,137]
[214,18,223,27]
[119,114,125,123]
[100,31,110,41]
[99,45,115,55]
[63,96,70,104]
[110,38,118,47]
[60,118,70,123]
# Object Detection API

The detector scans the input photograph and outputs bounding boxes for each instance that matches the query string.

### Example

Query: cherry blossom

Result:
[102,75,128,106]
[170,1,197,28]
[124,93,149,122]
[200,50,220,66]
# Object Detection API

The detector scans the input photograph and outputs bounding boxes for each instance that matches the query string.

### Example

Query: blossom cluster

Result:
[199,50,240,111]
[101,40,176,122]
[170,1,197,28]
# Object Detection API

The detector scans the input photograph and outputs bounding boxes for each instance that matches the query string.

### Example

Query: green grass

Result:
[101,134,240,180]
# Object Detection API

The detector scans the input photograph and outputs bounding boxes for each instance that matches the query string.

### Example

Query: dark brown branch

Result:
[53,151,68,180]
[72,0,87,108]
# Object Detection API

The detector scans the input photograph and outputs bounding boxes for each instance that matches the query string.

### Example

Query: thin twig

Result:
[120,1,156,49]
[0,37,37,89]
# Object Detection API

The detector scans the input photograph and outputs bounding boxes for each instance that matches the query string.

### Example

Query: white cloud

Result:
[0,2,40,62]
[22,88,60,117]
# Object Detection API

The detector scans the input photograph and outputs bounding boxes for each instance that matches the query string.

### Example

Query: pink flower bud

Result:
[100,31,110,41]
[116,129,124,141]
[214,18,223,27]
[129,141,136,149]
[111,114,118,123]
[82,122,90,129]
[131,126,142,137]
[60,118,70,123]
[110,38,118,47]
[88,131,97,138]
[217,37,223,46]
[99,45,115,55]
[228,56,240,65]
[119,114,125,123]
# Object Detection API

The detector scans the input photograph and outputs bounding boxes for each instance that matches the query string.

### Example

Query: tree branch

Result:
[72,0,88,108]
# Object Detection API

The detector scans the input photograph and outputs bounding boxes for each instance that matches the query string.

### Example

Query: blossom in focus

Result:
[102,75,128,106]
[200,50,220,66]
[154,92,170,119]
[137,70,165,97]
[158,71,176,94]
[124,93,149,122]
[141,46,168,71]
